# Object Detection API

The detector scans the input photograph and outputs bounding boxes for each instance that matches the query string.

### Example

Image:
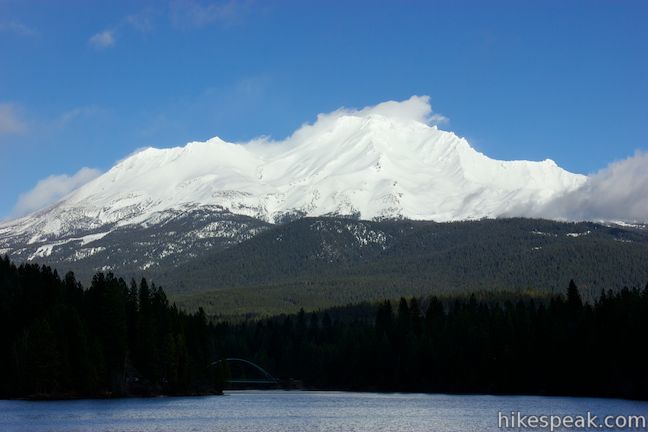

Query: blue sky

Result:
[1,0,647,219]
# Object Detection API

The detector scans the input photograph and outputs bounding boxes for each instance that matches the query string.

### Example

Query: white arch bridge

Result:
[212,358,279,386]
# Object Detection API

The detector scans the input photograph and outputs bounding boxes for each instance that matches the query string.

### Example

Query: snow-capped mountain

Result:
[0,96,586,276]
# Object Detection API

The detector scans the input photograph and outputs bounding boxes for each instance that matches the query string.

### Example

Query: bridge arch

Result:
[212,358,278,384]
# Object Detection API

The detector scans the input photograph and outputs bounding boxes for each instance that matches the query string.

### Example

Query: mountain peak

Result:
[2,97,586,243]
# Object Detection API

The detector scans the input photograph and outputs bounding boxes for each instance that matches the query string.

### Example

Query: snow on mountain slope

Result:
[0,96,586,266]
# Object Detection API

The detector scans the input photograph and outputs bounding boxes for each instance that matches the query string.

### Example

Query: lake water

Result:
[1,391,647,432]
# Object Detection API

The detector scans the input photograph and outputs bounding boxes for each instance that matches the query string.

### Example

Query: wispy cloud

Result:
[0,20,37,37]
[88,8,157,49]
[0,103,26,135]
[88,30,115,48]
[538,152,648,223]
[503,151,648,223]
[339,95,449,126]
[11,168,102,217]
[88,2,251,48]
[125,9,156,33]
[56,106,107,128]
[136,112,183,139]
[428,112,449,126]
[2,104,109,143]
[170,0,247,29]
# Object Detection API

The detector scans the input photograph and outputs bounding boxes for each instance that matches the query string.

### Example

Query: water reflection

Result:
[1,391,646,432]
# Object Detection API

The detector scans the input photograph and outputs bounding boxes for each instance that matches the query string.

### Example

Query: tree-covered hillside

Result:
[169,218,648,315]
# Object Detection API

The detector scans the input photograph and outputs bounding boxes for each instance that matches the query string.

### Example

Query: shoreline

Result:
[4,388,646,403]
[8,389,224,402]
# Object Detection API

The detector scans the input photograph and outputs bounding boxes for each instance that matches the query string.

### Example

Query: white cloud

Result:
[274,96,449,147]
[88,9,156,49]
[536,152,648,223]
[352,95,448,125]
[0,20,36,37]
[56,106,106,127]
[170,0,245,29]
[0,103,26,135]
[428,112,450,126]
[12,168,102,217]
[125,10,155,33]
[244,96,450,158]
[89,2,247,47]
[89,30,115,48]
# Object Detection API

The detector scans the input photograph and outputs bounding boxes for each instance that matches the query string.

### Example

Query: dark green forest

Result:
[0,256,224,398]
[2,255,648,400]
[217,281,648,400]
[14,217,648,318]
[171,218,648,316]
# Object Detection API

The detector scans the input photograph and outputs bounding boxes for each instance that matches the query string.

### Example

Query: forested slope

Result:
[170,218,648,315]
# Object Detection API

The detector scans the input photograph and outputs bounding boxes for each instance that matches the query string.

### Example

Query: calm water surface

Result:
[1,391,647,432]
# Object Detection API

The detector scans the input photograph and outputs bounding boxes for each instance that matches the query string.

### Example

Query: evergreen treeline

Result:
[0,256,223,398]
[218,280,648,400]
[3,254,648,400]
